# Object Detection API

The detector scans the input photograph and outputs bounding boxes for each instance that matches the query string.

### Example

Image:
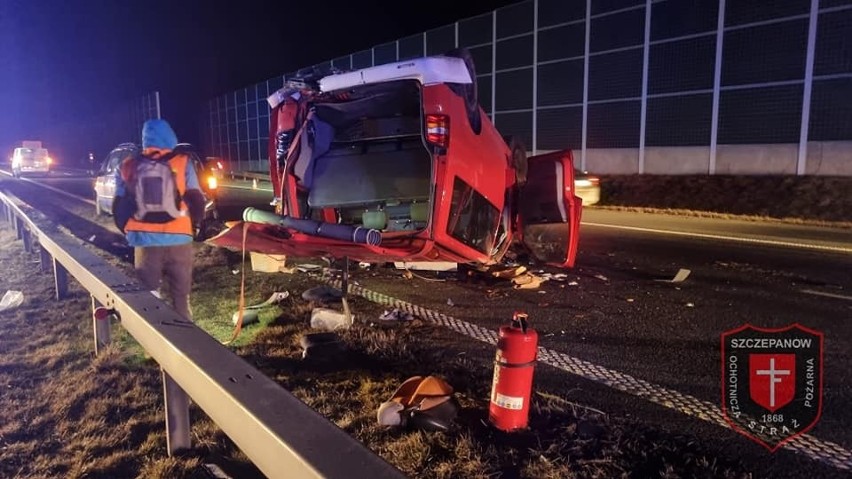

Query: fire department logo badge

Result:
[721,324,823,451]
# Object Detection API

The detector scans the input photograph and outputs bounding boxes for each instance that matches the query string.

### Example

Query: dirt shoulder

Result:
[597,175,852,226]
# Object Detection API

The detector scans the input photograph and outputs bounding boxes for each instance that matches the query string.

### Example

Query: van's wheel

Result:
[504,135,528,186]
[445,48,482,135]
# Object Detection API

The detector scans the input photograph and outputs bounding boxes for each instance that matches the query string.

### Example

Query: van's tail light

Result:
[425,114,449,149]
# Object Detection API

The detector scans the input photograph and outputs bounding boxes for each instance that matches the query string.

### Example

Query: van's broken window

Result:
[447,177,499,254]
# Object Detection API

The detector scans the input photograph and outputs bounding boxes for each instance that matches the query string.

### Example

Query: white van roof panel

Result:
[319,56,472,93]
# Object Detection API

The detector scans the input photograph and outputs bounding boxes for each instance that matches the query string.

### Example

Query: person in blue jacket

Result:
[113,119,205,320]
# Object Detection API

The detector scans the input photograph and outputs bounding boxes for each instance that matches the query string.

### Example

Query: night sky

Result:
[0,0,517,162]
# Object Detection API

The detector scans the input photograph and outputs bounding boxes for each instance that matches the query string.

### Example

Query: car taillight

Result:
[425,114,449,149]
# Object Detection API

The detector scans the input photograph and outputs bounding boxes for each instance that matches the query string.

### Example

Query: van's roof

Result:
[319,56,472,93]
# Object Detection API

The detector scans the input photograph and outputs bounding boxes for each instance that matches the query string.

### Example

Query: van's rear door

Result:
[517,149,582,268]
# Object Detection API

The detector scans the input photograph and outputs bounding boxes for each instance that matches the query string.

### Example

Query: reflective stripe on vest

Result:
[124,153,193,235]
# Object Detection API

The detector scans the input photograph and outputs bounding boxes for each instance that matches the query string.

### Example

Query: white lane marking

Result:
[331,280,852,472]
[582,221,852,254]
[219,184,274,192]
[801,289,852,302]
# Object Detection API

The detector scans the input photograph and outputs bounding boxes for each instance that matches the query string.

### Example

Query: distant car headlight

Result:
[207,176,218,190]
[45,157,53,165]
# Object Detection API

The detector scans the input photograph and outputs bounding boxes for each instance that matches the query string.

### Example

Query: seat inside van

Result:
[292,79,433,231]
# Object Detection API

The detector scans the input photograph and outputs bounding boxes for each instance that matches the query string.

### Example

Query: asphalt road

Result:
[0,167,276,221]
[2,171,851,477]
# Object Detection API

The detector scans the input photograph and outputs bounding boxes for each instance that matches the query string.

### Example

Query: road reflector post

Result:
[92,298,114,355]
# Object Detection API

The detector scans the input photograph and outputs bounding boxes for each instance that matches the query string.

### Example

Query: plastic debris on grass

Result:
[0,290,24,312]
[231,291,290,325]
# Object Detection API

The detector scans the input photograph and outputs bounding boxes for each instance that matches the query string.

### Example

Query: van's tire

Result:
[445,48,482,135]
[504,135,528,186]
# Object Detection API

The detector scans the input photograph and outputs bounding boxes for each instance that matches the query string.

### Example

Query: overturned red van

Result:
[210,51,582,269]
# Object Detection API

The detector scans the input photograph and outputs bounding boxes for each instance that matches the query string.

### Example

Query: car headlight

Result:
[45,157,53,165]
[207,176,217,190]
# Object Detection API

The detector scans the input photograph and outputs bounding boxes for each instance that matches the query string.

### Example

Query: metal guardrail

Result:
[0,189,405,479]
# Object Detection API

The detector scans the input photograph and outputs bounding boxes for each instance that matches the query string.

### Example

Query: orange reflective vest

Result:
[121,152,193,236]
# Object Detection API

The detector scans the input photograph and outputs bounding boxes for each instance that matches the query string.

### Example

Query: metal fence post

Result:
[532,0,539,156]
[709,0,727,174]
[53,257,68,300]
[162,371,192,455]
[14,217,23,240]
[21,228,33,253]
[798,0,820,176]
[581,0,591,171]
[491,11,497,125]
[638,0,652,174]
[39,245,51,273]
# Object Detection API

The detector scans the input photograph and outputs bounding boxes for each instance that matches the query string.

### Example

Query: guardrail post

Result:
[14,217,23,240]
[39,244,51,273]
[162,371,192,455]
[22,228,33,253]
[53,257,68,300]
[92,297,112,355]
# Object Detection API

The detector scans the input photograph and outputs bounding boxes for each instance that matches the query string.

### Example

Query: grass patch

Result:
[0,227,763,478]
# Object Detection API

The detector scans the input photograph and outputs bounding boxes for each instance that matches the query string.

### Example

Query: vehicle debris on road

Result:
[655,268,691,283]
[379,309,414,321]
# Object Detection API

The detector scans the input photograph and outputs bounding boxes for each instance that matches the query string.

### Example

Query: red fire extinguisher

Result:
[489,311,538,432]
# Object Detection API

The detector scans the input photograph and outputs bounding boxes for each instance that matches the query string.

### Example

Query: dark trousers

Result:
[134,244,194,320]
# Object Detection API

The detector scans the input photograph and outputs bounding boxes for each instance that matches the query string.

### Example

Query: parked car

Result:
[94,143,220,233]
[210,51,583,269]
[94,143,136,215]
[574,169,600,206]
